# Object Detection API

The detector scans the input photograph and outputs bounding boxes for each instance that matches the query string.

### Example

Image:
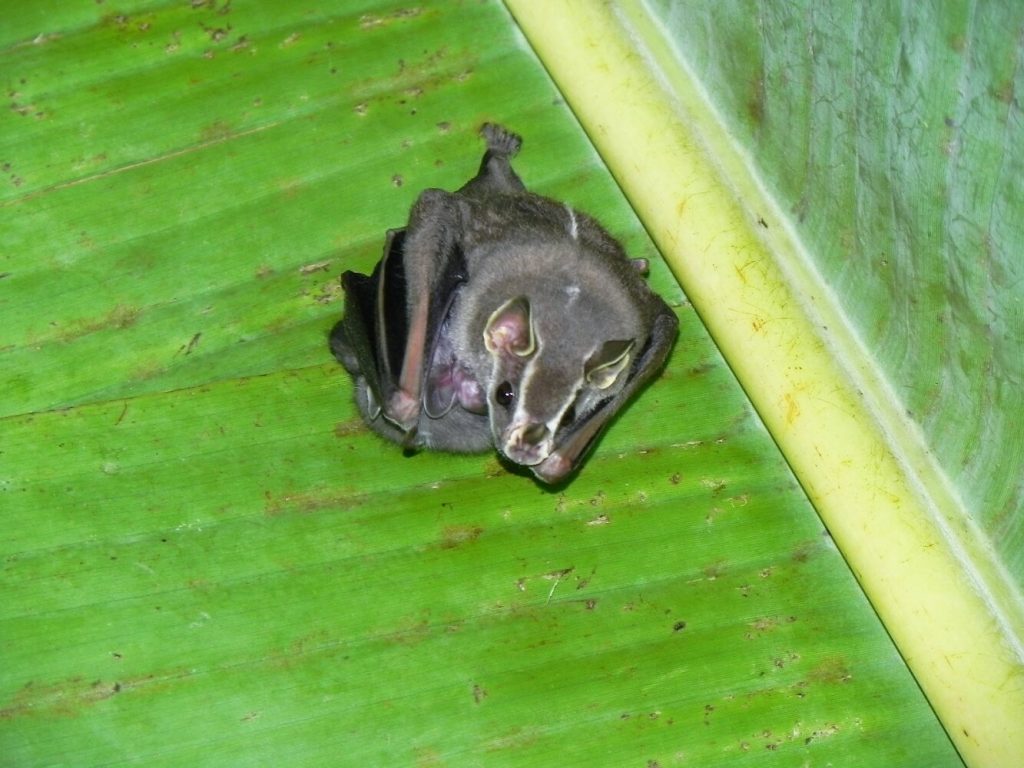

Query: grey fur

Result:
[331,124,677,483]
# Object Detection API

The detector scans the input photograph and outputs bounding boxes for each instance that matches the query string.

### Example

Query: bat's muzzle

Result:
[501,421,553,466]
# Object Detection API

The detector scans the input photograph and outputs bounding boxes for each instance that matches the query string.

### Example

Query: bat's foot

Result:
[480,123,521,158]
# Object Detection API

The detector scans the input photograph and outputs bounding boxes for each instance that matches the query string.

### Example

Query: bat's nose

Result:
[520,422,549,445]
[500,421,553,466]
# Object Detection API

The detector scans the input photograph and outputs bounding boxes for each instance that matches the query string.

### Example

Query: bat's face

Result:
[483,295,636,472]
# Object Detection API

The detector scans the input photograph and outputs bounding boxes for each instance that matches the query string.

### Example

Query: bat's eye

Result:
[495,381,515,407]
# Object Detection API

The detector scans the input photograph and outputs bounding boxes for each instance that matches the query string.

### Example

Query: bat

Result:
[330,123,678,483]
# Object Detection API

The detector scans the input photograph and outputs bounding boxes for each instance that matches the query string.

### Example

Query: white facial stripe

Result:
[544,380,583,434]
[565,204,578,240]
[516,359,583,435]
[512,355,539,426]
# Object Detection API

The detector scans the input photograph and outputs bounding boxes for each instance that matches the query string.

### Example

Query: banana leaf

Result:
[1,1,995,765]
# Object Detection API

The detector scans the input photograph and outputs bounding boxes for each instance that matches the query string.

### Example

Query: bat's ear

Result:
[484,297,535,357]
[585,339,636,389]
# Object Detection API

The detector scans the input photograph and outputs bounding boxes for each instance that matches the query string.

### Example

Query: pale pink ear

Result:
[484,297,535,356]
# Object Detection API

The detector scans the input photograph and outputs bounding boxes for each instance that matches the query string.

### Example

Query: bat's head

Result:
[483,294,637,476]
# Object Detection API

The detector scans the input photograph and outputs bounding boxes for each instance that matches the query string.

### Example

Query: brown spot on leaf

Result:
[333,419,365,438]
[200,120,233,142]
[299,260,331,274]
[359,8,423,29]
[60,304,140,342]
[439,525,483,549]
[791,540,816,563]
[703,561,726,580]
[993,79,1015,105]
[747,74,765,125]
[264,488,360,516]
[810,657,852,684]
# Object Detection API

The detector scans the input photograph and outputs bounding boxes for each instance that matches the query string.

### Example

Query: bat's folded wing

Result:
[332,228,411,420]
[333,222,474,449]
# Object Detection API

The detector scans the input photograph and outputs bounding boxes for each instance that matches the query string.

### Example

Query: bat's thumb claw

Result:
[384,389,420,431]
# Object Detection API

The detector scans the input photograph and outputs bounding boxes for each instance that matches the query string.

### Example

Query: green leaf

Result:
[2,2,965,766]
[507,1,1024,766]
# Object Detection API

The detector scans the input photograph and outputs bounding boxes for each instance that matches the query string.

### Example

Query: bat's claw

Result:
[480,123,521,158]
